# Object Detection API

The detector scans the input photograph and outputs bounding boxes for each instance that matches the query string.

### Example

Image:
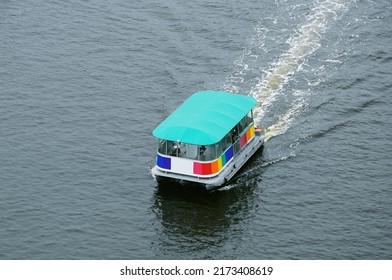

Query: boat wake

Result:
[222,0,350,144]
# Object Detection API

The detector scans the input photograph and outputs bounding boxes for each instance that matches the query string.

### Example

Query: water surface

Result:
[1,0,391,259]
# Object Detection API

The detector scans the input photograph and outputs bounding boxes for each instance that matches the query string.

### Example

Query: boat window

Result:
[237,122,244,135]
[233,138,241,154]
[220,137,226,154]
[248,109,253,121]
[244,112,253,127]
[230,126,239,142]
[167,141,180,156]
[216,141,222,157]
[158,110,254,159]
[160,141,198,159]
[198,146,205,160]
[238,113,253,135]
[182,143,198,159]
[158,140,167,154]
[224,133,232,149]
[198,144,217,161]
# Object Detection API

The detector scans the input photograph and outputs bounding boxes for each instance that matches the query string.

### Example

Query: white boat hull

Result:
[151,133,264,191]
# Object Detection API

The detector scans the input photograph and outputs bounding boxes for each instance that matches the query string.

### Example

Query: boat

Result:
[151,90,264,190]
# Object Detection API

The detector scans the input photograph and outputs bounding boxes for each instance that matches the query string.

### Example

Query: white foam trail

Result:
[251,0,350,140]
[263,92,308,142]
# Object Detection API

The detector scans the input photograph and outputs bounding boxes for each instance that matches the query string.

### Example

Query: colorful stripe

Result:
[193,125,254,176]
[158,125,255,176]
[240,125,255,148]
[194,146,234,176]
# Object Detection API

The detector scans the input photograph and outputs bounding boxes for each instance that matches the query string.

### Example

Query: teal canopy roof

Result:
[153,91,257,145]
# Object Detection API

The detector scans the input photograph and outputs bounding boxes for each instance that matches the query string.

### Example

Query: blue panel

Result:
[157,154,171,169]
[225,146,234,162]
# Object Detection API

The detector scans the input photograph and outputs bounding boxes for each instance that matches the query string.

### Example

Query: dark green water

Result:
[1,0,391,259]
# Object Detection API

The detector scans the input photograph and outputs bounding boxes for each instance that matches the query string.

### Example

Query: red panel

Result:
[240,134,247,148]
[193,162,203,175]
[202,163,212,175]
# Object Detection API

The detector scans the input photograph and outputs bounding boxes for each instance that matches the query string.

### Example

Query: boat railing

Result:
[157,123,255,163]
[156,145,232,165]
[155,123,256,177]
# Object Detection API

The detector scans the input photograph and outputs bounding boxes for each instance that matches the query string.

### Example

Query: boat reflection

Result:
[150,152,264,258]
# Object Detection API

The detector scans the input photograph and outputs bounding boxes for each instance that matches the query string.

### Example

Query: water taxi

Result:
[151,91,263,190]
